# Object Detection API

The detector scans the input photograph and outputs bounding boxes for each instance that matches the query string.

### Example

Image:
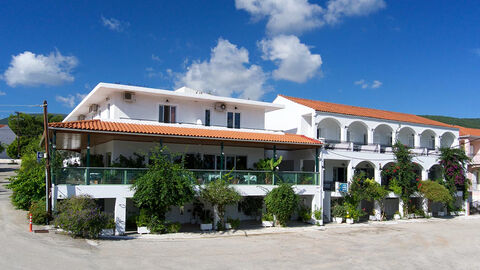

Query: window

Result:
[227,112,240,128]
[235,156,247,170]
[203,155,215,169]
[205,109,211,126]
[159,105,176,123]
[333,167,346,183]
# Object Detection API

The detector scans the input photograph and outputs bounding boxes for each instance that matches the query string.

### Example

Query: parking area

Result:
[1,164,480,270]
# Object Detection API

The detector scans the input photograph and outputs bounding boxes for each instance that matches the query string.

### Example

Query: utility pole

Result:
[42,100,52,218]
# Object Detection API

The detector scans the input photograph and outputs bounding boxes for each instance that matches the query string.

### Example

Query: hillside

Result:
[420,115,480,129]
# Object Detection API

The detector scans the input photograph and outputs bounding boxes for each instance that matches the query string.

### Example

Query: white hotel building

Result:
[50,83,461,234]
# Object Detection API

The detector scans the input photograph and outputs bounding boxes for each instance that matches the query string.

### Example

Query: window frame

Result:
[158,104,178,123]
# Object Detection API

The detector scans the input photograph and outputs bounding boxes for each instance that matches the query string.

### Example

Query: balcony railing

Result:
[54,167,320,186]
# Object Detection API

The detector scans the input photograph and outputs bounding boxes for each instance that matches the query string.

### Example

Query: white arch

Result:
[373,124,393,146]
[397,127,416,147]
[317,118,341,142]
[347,121,368,145]
[420,129,436,149]
[440,131,455,148]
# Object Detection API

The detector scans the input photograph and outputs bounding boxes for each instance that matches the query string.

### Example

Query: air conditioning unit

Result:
[123,92,135,103]
[89,104,99,113]
[214,102,227,112]
[78,114,86,121]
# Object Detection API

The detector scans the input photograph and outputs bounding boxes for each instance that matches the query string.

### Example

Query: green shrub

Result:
[313,208,322,220]
[264,184,298,226]
[227,217,240,229]
[54,196,111,238]
[262,212,273,221]
[7,137,45,210]
[297,204,311,222]
[332,204,346,218]
[419,180,452,204]
[29,199,49,225]
[344,203,365,220]
[167,222,181,233]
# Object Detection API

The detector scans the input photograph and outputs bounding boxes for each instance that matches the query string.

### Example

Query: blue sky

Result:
[0,0,479,119]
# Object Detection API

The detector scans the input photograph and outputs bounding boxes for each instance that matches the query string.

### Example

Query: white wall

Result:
[88,92,267,130]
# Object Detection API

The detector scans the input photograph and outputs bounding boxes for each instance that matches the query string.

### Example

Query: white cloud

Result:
[354,79,382,89]
[56,92,87,108]
[324,0,386,25]
[235,0,385,35]
[176,39,268,100]
[3,50,78,87]
[260,35,322,83]
[56,95,76,108]
[0,91,6,96]
[371,80,382,88]
[101,16,129,32]
[235,0,323,35]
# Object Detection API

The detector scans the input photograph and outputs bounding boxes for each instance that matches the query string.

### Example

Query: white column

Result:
[114,197,127,235]
[465,200,470,216]
[422,197,429,216]
[341,126,348,142]
[414,134,420,148]
[374,168,381,184]
[213,205,220,229]
[421,169,428,181]
[374,200,382,220]
[311,187,323,223]
[347,161,354,183]
[392,131,397,145]
[435,135,441,149]
[368,129,374,145]
[398,199,404,217]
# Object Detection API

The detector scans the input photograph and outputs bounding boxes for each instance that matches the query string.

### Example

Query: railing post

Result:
[85,168,90,185]
[247,172,251,185]
[295,173,298,185]
[123,170,128,184]
[272,172,275,185]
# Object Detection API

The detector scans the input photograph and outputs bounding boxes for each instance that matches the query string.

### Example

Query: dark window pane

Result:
[164,106,171,123]
[235,156,247,170]
[159,105,164,122]
[205,110,210,126]
[226,156,235,170]
[216,155,224,170]
[203,155,215,169]
[234,113,240,129]
[184,154,195,169]
[227,112,233,128]
[170,106,176,123]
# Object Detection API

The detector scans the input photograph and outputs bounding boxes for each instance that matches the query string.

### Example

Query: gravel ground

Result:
[1,163,480,270]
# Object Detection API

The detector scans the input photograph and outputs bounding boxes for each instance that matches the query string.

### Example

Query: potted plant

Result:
[101,218,115,236]
[262,212,274,227]
[332,204,345,224]
[136,209,151,234]
[200,210,213,231]
[298,205,313,224]
[313,208,323,226]
[394,211,401,220]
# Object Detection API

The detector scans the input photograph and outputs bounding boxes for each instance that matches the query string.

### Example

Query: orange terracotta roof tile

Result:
[458,126,480,137]
[280,95,457,128]
[0,124,6,128]
[49,120,322,146]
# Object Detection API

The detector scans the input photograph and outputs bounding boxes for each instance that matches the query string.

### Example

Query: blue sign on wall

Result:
[339,183,348,193]
[36,152,44,163]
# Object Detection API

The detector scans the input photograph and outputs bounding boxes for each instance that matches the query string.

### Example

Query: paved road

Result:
[1,163,480,270]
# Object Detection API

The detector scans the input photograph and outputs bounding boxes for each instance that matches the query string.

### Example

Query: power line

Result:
[0,104,44,107]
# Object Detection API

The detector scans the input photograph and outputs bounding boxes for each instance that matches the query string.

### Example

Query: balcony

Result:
[54,167,320,186]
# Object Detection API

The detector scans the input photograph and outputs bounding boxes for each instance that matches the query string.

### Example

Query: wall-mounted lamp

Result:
[166,99,169,103]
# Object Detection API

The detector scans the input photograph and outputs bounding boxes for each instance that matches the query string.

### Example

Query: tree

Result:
[419,180,452,205]
[7,113,64,158]
[200,172,242,230]
[131,146,195,221]
[264,184,298,226]
[381,142,418,216]
[7,137,45,210]
[0,142,4,153]
[438,147,470,205]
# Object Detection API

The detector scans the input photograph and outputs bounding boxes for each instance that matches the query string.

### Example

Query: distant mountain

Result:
[420,115,480,129]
